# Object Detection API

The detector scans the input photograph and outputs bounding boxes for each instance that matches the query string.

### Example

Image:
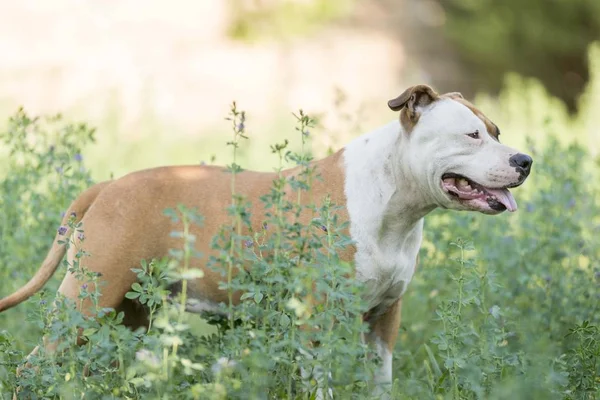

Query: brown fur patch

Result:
[442,93,501,141]
[389,85,440,133]
[1,148,354,323]
[400,108,416,133]
[367,297,403,351]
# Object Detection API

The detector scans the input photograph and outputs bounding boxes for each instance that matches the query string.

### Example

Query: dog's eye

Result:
[466,131,480,139]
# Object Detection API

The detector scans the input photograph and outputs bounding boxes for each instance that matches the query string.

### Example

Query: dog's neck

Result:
[343,120,436,247]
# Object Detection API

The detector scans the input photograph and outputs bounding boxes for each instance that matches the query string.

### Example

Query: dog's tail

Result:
[0,181,111,312]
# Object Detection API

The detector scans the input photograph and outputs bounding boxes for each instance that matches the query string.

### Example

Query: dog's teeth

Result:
[464,184,472,190]
[458,178,468,186]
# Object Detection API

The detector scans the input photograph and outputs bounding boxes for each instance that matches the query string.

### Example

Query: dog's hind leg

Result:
[56,258,143,334]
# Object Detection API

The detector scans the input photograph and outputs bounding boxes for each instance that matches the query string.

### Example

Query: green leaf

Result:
[489,305,501,319]
[131,282,143,292]
[254,292,264,304]
[279,313,291,328]
[82,328,97,337]
[240,292,254,301]
[424,344,442,377]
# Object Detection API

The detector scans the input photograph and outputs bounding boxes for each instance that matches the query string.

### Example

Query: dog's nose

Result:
[509,153,533,176]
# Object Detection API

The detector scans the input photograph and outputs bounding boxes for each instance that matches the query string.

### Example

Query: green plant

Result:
[1,69,600,398]
[564,321,600,398]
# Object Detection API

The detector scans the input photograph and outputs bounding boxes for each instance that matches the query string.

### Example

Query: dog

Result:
[0,84,532,395]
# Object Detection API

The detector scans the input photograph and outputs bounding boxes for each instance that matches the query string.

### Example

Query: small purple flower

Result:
[70,212,76,218]
[244,239,253,248]
[74,153,83,162]
[57,226,68,236]
[77,232,85,241]
[81,283,88,290]
[55,166,63,174]
[544,275,552,283]
[262,222,268,230]
[303,130,310,137]
[39,300,47,305]
[238,123,245,131]
[320,225,328,233]
[200,161,206,166]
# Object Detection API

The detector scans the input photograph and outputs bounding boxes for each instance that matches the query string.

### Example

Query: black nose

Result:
[509,153,533,176]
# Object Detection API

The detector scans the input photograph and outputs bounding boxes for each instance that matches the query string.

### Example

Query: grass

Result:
[1,47,600,399]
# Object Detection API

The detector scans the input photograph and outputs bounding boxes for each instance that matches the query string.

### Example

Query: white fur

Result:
[374,337,392,383]
[374,337,393,391]
[343,120,426,311]
[343,99,523,310]
[342,97,527,395]
[404,98,523,209]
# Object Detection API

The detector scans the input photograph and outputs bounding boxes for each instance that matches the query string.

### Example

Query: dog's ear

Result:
[388,84,439,130]
[388,84,439,112]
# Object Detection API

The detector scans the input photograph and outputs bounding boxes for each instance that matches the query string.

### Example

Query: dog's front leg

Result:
[365,297,402,398]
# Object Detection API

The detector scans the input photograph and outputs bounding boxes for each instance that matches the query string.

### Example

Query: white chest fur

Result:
[343,120,424,312]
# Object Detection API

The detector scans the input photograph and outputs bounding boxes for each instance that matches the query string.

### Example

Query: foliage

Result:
[0,111,95,354]
[1,76,600,398]
[0,106,376,399]
[397,133,600,398]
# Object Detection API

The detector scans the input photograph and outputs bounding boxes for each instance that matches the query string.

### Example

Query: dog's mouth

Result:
[441,173,517,213]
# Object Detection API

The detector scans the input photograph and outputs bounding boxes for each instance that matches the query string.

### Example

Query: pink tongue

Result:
[486,188,517,212]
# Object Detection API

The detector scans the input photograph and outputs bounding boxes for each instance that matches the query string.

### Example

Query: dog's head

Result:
[389,84,532,215]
